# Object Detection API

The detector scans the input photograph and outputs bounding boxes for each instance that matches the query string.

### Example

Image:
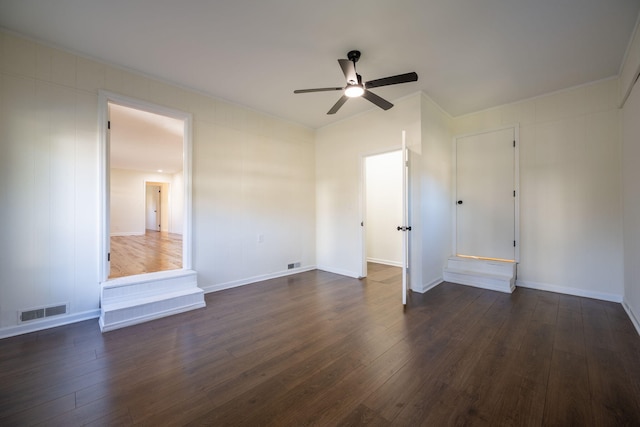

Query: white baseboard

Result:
[200,265,318,294]
[315,265,361,279]
[416,276,443,294]
[0,309,101,339]
[110,231,144,237]
[623,299,640,336]
[516,279,623,303]
[366,258,403,268]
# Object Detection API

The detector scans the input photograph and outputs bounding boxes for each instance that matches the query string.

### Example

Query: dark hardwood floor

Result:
[1,263,639,426]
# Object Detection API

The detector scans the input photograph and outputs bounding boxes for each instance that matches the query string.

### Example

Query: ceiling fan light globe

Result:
[344,85,364,98]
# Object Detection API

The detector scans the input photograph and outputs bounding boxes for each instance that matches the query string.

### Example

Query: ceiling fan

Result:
[294,50,418,115]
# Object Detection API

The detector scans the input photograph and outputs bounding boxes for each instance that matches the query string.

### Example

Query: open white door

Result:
[399,130,410,306]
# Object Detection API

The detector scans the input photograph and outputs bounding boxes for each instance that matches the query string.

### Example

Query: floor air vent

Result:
[19,304,68,323]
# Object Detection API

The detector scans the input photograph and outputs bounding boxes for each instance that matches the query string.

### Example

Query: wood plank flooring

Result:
[1,263,639,426]
[109,231,182,278]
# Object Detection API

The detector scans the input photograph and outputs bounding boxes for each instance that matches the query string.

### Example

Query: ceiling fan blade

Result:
[327,95,349,115]
[294,87,343,94]
[365,72,418,89]
[338,59,357,84]
[362,90,393,110]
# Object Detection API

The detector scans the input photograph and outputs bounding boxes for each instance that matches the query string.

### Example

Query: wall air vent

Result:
[20,308,44,322]
[18,303,68,323]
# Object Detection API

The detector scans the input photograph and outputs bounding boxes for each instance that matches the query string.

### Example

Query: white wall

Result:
[316,94,421,280]
[0,31,316,335]
[365,151,402,266]
[419,94,453,291]
[452,79,624,301]
[622,76,640,332]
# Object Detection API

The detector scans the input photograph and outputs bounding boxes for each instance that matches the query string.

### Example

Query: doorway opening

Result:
[145,181,169,232]
[361,150,403,281]
[99,91,193,282]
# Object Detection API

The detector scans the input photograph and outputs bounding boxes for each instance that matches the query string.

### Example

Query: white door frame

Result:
[452,124,520,262]
[98,90,194,282]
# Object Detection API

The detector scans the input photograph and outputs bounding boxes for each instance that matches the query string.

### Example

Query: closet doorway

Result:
[364,150,403,269]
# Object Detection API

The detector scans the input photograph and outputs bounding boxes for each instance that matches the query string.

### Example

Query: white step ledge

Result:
[100,269,205,332]
[443,268,515,294]
[443,256,516,294]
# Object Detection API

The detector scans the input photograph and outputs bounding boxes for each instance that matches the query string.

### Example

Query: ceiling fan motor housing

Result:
[347,50,361,63]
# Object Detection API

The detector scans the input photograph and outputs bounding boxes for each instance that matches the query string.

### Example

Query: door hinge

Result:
[108,120,111,130]
[513,140,515,147]
[107,252,110,261]
[514,241,516,247]
[513,190,516,197]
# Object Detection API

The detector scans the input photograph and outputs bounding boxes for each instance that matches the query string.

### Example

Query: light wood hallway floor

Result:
[1,263,639,425]
[109,231,182,278]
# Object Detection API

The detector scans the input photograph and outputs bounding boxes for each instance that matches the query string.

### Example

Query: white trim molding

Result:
[516,279,623,303]
[366,258,403,268]
[418,277,444,294]
[200,265,318,294]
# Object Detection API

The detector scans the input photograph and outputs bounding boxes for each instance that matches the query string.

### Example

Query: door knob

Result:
[457,200,463,205]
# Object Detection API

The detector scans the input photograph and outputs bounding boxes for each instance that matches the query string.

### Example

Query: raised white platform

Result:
[443,256,516,293]
[99,269,205,332]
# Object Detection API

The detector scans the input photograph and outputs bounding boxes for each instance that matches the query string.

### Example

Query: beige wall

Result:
[0,31,316,334]
[452,78,623,301]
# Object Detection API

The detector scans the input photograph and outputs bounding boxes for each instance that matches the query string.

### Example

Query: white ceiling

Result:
[1,0,639,129]
[109,103,184,174]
